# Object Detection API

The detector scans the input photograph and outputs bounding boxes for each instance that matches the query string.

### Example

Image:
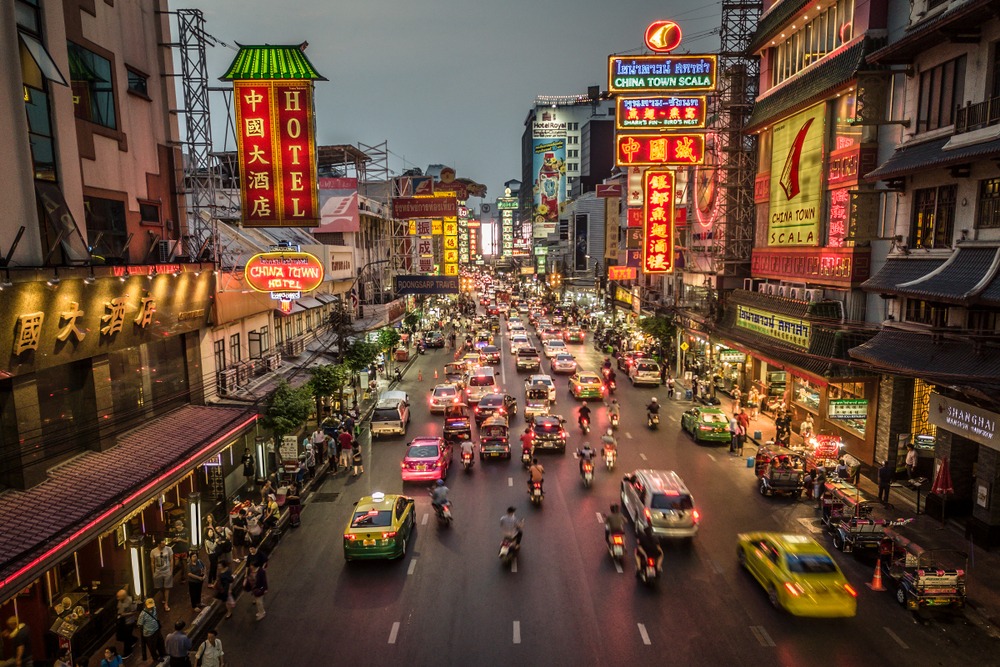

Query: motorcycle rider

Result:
[602,357,613,374]
[646,396,661,423]
[578,401,592,430]
[604,503,627,541]
[430,479,450,514]
[576,442,596,474]
[460,439,475,462]
[635,525,664,575]
[520,428,534,458]
[601,428,618,459]
[527,458,545,493]
[500,506,524,548]
[606,367,617,390]
[607,398,621,424]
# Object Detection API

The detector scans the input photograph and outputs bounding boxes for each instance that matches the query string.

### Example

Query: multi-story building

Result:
[849,0,1000,542]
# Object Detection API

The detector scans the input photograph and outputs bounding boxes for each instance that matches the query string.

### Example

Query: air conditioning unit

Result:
[765,284,778,296]
[158,240,177,263]
[264,353,282,372]
[787,287,802,300]
[757,283,769,294]
[235,362,251,386]
[803,288,823,302]
[777,286,789,298]
[216,368,238,395]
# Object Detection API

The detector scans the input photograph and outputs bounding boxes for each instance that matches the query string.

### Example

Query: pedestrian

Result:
[813,465,827,509]
[660,363,667,386]
[100,646,123,667]
[835,458,850,480]
[258,477,274,505]
[311,427,326,463]
[245,564,268,621]
[295,455,307,485]
[732,386,742,414]
[150,538,174,612]
[3,616,33,667]
[729,414,740,455]
[231,510,248,563]
[114,588,137,658]
[187,551,206,611]
[800,413,815,440]
[802,470,814,499]
[905,443,917,478]
[352,441,364,477]
[305,444,316,479]
[194,629,224,667]
[203,529,219,587]
[878,460,893,504]
[737,408,750,442]
[666,374,675,399]
[215,561,236,620]
[338,428,354,471]
[240,448,255,490]
[246,544,269,571]
[748,388,760,419]
[164,620,192,667]
[136,599,164,662]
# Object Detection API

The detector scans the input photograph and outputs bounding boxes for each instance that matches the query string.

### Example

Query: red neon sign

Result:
[644,20,683,53]
[245,251,325,293]
[642,169,675,274]
[616,133,705,167]
[616,96,707,130]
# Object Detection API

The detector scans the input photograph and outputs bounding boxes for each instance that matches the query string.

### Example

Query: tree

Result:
[344,340,379,373]
[403,312,420,334]
[261,380,313,454]
[638,315,677,362]
[308,363,349,425]
[377,327,401,356]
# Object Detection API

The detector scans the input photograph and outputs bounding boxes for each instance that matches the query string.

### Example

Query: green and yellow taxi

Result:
[343,492,415,562]
[737,532,857,618]
[681,406,732,444]
[569,371,606,400]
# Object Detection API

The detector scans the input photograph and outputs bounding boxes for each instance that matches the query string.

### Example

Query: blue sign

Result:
[394,275,460,295]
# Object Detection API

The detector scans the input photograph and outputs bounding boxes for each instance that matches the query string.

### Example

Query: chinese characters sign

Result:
[608,55,717,93]
[641,169,675,274]
[616,96,707,129]
[616,133,705,166]
[234,81,319,227]
[735,306,811,349]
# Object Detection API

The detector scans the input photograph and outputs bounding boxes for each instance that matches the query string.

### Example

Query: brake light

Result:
[344,534,356,541]
[692,509,701,523]
[612,534,624,545]
[843,583,857,597]
[699,425,713,431]
[381,531,397,539]
[784,582,803,597]
[644,508,652,523]
[646,557,656,567]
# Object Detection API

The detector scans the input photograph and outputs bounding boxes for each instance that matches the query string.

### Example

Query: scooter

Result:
[638,555,659,586]
[417,342,426,355]
[499,535,519,566]
[610,413,620,430]
[647,412,660,430]
[608,379,617,394]
[607,532,626,563]
[581,460,594,488]
[580,417,591,435]
[521,449,532,469]
[604,448,616,471]
[529,481,544,506]
[393,367,403,382]
[432,500,453,527]
[462,450,474,472]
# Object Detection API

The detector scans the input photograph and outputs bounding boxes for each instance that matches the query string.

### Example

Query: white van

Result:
[370,390,411,438]
[464,366,497,404]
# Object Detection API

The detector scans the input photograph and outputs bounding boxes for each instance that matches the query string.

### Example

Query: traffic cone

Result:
[418,369,423,382]
[866,558,886,591]
[434,369,439,379]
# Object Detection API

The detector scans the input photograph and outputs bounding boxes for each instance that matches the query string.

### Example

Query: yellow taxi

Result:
[737,532,857,617]
[343,492,415,562]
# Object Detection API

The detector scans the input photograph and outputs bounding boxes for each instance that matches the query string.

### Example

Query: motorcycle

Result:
[529,481,544,506]
[638,555,659,586]
[462,450,474,472]
[581,460,594,488]
[647,412,660,430]
[608,379,617,394]
[607,532,626,563]
[579,417,591,435]
[499,536,519,565]
[417,342,426,355]
[521,449,532,469]
[610,413,620,430]
[432,501,453,527]
[604,448,616,471]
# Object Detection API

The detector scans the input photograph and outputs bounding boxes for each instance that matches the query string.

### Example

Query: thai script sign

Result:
[735,305,811,349]
[608,266,637,281]
[616,96,707,129]
[394,196,458,219]
[828,399,869,420]
[608,55,717,93]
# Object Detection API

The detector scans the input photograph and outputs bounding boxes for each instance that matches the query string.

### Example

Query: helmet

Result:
[606,428,614,436]
[581,401,588,407]
[651,397,658,403]
[436,479,445,486]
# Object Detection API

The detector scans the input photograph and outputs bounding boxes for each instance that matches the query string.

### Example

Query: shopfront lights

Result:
[128,534,145,598]
[188,492,202,549]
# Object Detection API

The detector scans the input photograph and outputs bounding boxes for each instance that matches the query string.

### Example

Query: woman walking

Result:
[187,551,206,611]
[216,561,236,620]
[245,563,268,621]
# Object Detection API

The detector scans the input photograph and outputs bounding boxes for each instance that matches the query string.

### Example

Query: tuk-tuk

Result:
[443,402,472,443]
[879,525,967,611]
[754,444,805,498]
[489,317,501,333]
[444,362,467,389]
[524,385,552,420]
[479,415,510,460]
[829,500,903,554]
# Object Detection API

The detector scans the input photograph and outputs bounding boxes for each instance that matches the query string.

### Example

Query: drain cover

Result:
[311,492,340,503]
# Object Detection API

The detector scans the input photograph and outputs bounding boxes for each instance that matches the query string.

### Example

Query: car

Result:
[482,345,502,365]
[620,469,700,539]
[400,436,453,482]
[443,402,473,442]
[370,390,411,438]
[509,323,527,334]
[737,532,857,618]
[569,371,605,399]
[460,352,487,369]
[422,331,445,348]
[681,406,732,444]
[343,492,415,561]
[565,327,585,343]
[507,316,523,331]
[465,367,498,404]
[529,415,568,452]
[523,374,557,402]
[542,339,567,358]
[539,327,563,343]
[474,331,493,349]
[429,383,461,413]
[551,353,578,374]
[474,392,518,425]
[629,359,662,386]
[516,347,541,371]
[617,350,648,371]
[510,334,531,354]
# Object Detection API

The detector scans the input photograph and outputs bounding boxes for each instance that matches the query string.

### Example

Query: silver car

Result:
[620,470,700,540]
[551,353,577,374]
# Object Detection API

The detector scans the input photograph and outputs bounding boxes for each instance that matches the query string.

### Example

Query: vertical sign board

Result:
[642,169,675,274]
[605,197,621,260]
[532,118,566,237]
[443,217,459,275]
[768,103,826,246]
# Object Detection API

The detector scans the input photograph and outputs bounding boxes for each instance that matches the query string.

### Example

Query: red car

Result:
[400,436,452,482]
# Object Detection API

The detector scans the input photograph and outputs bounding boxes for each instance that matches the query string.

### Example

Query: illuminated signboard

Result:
[736,305,811,349]
[616,96,707,130]
[641,169,675,274]
[245,251,325,295]
[608,265,637,281]
[644,20,683,53]
[394,196,458,219]
[616,133,705,167]
[768,103,825,247]
[608,55,717,94]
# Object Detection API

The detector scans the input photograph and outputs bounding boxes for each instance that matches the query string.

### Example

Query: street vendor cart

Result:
[754,444,806,498]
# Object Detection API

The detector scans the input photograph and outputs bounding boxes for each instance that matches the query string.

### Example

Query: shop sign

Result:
[497,197,519,210]
[718,349,746,363]
[627,167,644,207]
[750,246,870,287]
[626,227,643,248]
[644,20,683,53]
[627,208,644,228]
[616,133,705,167]
[608,266,637,281]
[641,169,675,274]
[605,197,621,259]
[614,286,633,307]
[626,249,642,267]
[245,251,325,295]
[735,305,811,349]
[929,393,1000,452]
[754,173,770,203]
[233,81,319,227]
[768,103,825,247]
[828,399,868,420]
[607,55,717,93]
[394,275,459,295]
[616,96,707,130]
[393,196,458,219]
[280,435,299,461]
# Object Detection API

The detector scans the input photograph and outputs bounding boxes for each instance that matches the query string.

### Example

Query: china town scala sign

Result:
[245,251,325,294]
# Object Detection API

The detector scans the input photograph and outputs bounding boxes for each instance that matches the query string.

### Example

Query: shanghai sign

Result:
[641,169,675,274]
[608,55,717,93]
[616,96,707,129]
[616,133,705,166]
[245,251,325,294]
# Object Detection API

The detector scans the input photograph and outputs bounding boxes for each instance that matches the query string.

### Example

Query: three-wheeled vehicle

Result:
[754,444,806,498]
[879,525,968,611]
[479,415,511,460]
[443,362,467,389]
[524,385,552,421]
[443,402,473,443]
[828,500,896,554]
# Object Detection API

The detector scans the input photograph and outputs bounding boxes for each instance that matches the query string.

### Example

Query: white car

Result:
[543,339,567,358]
[510,334,530,354]
[509,323,527,334]
[524,374,557,402]
[507,316,523,331]
[429,384,460,413]
[629,359,662,387]
[551,353,578,374]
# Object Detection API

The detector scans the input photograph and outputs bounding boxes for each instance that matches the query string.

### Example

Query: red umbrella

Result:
[931,457,954,525]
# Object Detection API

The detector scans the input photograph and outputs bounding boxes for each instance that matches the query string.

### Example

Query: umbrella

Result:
[931,457,954,525]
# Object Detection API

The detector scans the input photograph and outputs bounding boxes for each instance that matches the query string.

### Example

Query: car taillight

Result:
[699,425,713,431]
[692,509,701,523]
[784,582,803,597]
[644,508,652,523]
[382,531,397,539]
[400,462,406,469]
[344,534,356,541]
[612,534,624,545]
[843,584,857,597]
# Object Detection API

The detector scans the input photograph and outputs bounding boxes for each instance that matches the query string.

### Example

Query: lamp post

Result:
[188,493,202,551]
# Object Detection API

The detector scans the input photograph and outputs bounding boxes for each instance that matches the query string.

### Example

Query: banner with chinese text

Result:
[641,169,675,274]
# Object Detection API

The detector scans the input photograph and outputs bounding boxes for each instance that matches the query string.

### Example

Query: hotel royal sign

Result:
[223,44,325,227]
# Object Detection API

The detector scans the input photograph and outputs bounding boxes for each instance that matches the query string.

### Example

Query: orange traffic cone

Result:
[417,369,423,382]
[866,558,886,591]
[434,369,439,379]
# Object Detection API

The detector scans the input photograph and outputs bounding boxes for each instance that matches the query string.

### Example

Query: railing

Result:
[955,96,1000,134]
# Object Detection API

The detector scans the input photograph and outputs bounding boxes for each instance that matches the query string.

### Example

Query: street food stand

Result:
[753,444,805,498]
[796,433,845,470]
[879,524,968,611]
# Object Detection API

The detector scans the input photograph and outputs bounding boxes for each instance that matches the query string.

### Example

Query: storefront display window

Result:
[828,380,868,437]
[792,377,820,412]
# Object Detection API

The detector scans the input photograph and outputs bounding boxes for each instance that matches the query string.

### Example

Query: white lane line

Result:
[596,512,605,524]
[614,560,624,574]
[637,623,651,645]
[707,559,724,575]
[511,559,518,573]
[388,621,400,644]
[407,558,417,575]
[668,415,678,422]
[884,627,909,649]
[513,620,521,644]
[508,477,513,487]
[639,453,648,461]
[706,453,716,462]
[421,513,429,526]
[625,432,634,440]
[750,625,775,647]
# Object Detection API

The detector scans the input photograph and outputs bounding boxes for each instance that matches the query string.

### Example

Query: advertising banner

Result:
[627,167,644,207]
[607,55,717,93]
[608,265,637,281]
[768,103,826,247]
[735,305,811,349]
[616,96,708,130]
[616,133,705,166]
[245,251,325,294]
[596,183,623,198]
[929,393,1000,452]
[828,399,869,421]
[605,197,621,259]
[234,81,319,226]
[394,196,458,219]
[626,227,643,248]
[574,214,589,272]
[641,169,675,274]
[532,120,566,231]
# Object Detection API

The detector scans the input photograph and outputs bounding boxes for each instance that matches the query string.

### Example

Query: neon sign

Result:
[616,133,706,166]
[608,55,717,94]
[641,169,675,274]
[245,251,325,294]
[616,96,707,130]
[644,20,683,53]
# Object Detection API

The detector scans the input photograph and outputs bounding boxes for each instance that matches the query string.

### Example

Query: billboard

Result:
[768,103,826,247]
[233,81,319,226]
[616,133,705,166]
[532,118,566,234]
[608,55,717,94]
[394,196,458,219]
[608,265,637,281]
[245,251,324,294]
[574,214,589,271]
[394,275,459,295]
[641,169,675,274]
[616,96,708,130]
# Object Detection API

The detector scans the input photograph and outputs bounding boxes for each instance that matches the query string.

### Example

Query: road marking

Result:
[513,620,521,644]
[884,627,909,649]
[511,559,518,573]
[750,625,775,647]
[637,623,651,645]
[795,517,823,534]
[707,559,724,575]
[421,513,429,526]
[625,432,633,439]
[407,559,417,575]
[639,453,648,461]
[706,453,716,462]
[508,477,513,487]
[388,621,400,644]
[614,561,624,574]
[596,512,605,524]
[669,416,678,422]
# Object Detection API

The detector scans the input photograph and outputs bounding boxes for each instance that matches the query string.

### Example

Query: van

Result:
[370,390,410,438]
[464,366,497,404]
[619,470,700,540]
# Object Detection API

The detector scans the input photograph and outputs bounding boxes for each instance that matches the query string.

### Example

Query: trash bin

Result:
[753,430,762,441]
[684,389,693,401]
[747,457,754,468]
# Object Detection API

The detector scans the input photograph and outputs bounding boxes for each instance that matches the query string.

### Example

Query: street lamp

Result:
[188,493,202,550]
[128,534,145,599]
[255,437,268,482]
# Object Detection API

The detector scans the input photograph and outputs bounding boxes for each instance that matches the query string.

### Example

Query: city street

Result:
[220,322,998,666]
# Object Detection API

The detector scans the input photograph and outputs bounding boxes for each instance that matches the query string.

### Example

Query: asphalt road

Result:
[221,315,998,667]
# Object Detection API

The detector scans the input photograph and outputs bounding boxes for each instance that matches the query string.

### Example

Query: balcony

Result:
[955,97,1000,134]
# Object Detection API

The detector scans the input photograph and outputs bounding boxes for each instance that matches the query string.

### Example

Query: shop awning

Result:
[861,257,948,293]
[865,135,1000,181]
[315,293,338,304]
[297,296,324,309]
[893,246,1000,304]
[0,406,256,599]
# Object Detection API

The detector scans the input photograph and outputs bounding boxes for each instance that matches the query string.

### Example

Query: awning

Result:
[866,0,996,65]
[894,246,1000,304]
[865,135,1000,181]
[861,257,948,293]
[748,0,811,54]
[315,293,338,304]
[297,296,324,309]
[0,406,256,599]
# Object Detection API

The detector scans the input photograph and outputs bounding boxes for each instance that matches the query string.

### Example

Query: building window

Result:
[917,56,965,132]
[910,185,956,249]
[126,67,148,97]
[84,196,128,258]
[213,339,226,371]
[229,333,241,364]
[15,0,41,33]
[967,308,998,332]
[274,322,283,346]
[138,200,160,224]
[977,178,1000,229]
[24,87,56,181]
[770,0,854,87]
[67,42,116,129]
[248,330,262,359]
[904,298,947,327]
[568,163,578,172]
[259,326,270,354]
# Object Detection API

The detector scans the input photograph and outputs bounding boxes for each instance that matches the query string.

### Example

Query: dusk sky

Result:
[176,0,721,201]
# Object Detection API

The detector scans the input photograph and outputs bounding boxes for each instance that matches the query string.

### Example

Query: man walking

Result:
[136,599,164,663]
[164,620,192,667]
[338,428,354,472]
[150,538,174,612]
[114,589,137,658]
[878,460,893,504]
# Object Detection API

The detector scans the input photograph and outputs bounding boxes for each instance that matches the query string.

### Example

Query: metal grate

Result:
[310,492,340,503]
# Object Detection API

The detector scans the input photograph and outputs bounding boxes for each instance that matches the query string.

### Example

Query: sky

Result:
[175,0,722,202]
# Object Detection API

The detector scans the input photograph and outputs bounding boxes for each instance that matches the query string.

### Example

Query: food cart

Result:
[753,444,806,498]
[879,525,968,611]
[796,433,845,470]
[479,415,510,460]
[394,345,410,362]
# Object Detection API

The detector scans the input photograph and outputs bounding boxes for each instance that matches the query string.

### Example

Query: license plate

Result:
[417,465,427,471]
[363,539,375,547]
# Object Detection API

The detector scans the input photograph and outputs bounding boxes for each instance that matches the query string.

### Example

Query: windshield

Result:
[534,420,561,432]
[519,349,539,357]
[434,387,457,397]
[651,494,694,511]
[373,408,401,421]
[636,361,659,372]
[701,412,728,424]
[406,445,440,459]
[351,510,392,528]
[480,397,503,408]
[786,554,838,574]
[469,375,495,387]
[578,376,601,385]
[547,340,565,347]
[556,355,574,362]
